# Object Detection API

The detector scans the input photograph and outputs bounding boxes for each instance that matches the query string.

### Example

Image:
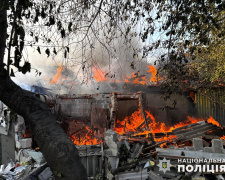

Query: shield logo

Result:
[162,162,167,169]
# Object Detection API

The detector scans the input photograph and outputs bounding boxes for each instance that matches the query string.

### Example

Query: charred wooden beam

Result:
[137,92,155,144]
[110,92,118,130]
[172,121,206,134]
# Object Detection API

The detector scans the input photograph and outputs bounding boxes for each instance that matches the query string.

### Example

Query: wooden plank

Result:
[110,93,118,130]
[172,121,205,134]
[175,127,219,142]
[138,93,149,131]
[173,123,215,136]
[137,92,155,144]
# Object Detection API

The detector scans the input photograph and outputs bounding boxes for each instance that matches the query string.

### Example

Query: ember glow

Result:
[70,126,102,145]
[155,135,177,142]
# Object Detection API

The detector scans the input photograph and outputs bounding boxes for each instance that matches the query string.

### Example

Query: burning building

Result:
[1,65,225,179]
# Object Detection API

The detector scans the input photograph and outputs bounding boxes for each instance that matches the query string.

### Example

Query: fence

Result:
[195,88,225,127]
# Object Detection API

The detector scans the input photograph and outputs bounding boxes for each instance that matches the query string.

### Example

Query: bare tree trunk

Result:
[0,10,87,180]
[0,9,7,64]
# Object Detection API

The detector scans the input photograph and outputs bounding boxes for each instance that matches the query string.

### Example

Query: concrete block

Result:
[38,167,52,180]
[204,147,213,153]
[17,138,32,149]
[184,147,194,151]
[212,139,223,153]
[193,138,203,151]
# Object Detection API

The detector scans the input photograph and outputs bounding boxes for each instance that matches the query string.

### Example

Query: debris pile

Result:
[0,150,52,180]
[101,120,225,180]
[0,92,225,179]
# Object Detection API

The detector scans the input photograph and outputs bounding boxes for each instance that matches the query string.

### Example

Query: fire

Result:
[114,108,219,142]
[93,66,106,82]
[114,109,166,135]
[147,65,157,82]
[70,109,220,145]
[70,126,102,145]
[207,116,220,127]
[114,109,144,135]
[127,73,148,85]
[49,66,64,84]
[92,64,161,85]
[155,135,177,142]
[220,136,225,140]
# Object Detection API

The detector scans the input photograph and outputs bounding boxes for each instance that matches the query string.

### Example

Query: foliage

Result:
[135,0,225,92]
[4,0,147,81]
[2,0,225,92]
[187,10,225,85]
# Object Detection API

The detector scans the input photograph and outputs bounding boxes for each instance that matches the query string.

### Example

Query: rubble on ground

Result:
[0,92,225,179]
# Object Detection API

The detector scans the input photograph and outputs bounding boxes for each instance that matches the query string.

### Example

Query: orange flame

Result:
[207,116,220,127]
[155,135,177,142]
[147,65,157,82]
[125,73,148,85]
[114,109,144,135]
[93,66,106,82]
[91,64,162,86]
[114,108,218,142]
[70,126,102,145]
[50,66,64,84]
[70,113,219,145]
[123,65,161,85]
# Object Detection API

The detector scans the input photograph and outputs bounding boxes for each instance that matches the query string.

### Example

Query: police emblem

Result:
[162,162,167,169]
[157,158,172,173]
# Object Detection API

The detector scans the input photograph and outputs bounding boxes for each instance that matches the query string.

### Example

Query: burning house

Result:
[0,65,225,180]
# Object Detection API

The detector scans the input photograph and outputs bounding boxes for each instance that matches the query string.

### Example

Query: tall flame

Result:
[147,65,157,82]
[50,66,64,84]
